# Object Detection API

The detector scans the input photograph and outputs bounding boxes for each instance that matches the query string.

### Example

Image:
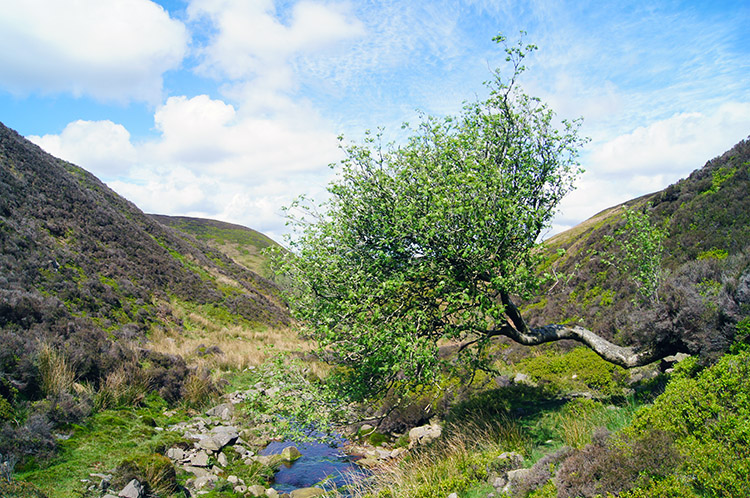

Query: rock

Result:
[166,447,185,461]
[217,452,228,467]
[359,423,374,433]
[290,488,326,498]
[235,485,248,494]
[448,494,459,498]
[248,484,266,496]
[502,468,532,495]
[227,475,239,484]
[408,423,442,447]
[206,403,235,420]
[513,373,533,385]
[492,475,507,489]
[198,426,239,451]
[497,451,524,469]
[248,455,273,466]
[390,447,406,459]
[103,495,119,498]
[189,450,211,467]
[280,446,302,461]
[118,479,144,498]
[266,488,280,498]
[193,475,219,490]
[181,465,211,478]
[356,456,381,468]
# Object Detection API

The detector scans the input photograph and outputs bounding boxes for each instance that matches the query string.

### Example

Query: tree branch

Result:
[494,294,678,368]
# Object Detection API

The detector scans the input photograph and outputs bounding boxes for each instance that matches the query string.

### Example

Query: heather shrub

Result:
[555,429,681,498]
[511,446,573,498]
[0,414,56,467]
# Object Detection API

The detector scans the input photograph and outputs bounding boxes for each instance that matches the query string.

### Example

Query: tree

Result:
[274,36,677,400]
[605,205,667,305]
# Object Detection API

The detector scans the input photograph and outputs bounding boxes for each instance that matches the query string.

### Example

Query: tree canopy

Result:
[274,36,671,400]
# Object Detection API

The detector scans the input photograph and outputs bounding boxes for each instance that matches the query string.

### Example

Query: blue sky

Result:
[1,0,748,240]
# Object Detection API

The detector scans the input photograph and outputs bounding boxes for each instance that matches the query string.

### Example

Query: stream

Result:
[260,434,370,495]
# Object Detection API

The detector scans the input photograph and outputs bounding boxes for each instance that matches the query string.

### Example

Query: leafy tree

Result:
[274,36,678,399]
[605,205,667,305]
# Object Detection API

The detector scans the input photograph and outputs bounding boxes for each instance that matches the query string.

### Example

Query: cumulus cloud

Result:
[0,0,188,102]
[590,102,750,176]
[142,94,342,177]
[31,93,342,238]
[28,120,138,178]
[547,102,750,237]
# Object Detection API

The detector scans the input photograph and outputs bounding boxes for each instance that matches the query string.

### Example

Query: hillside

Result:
[0,121,290,406]
[149,215,279,278]
[522,136,750,361]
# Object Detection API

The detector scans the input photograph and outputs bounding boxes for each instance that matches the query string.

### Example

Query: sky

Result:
[1,0,749,242]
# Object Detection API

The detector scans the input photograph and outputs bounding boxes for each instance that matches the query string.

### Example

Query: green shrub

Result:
[619,475,700,498]
[518,347,628,396]
[0,480,49,498]
[730,318,750,354]
[628,351,750,497]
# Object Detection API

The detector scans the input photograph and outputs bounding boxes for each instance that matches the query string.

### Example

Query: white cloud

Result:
[589,102,750,176]
[28,120,138,178]
[31,92,342,238]
[188,0,365,102]
[143,94,342,177]
[547,102,750,237]
[0,0,188,102]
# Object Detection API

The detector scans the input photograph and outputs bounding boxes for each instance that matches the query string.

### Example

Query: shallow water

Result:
[260,435,369,494]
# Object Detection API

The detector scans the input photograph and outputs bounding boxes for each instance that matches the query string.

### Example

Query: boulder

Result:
[280,446,302,462]
[198,425,239,451]
[497,451,524,469]
[408,423,442,447]
[206,403,235,420]
[502,468,532,496]
[181,465,211,478]
[193,475,219,490]
[189,450,210,467]
[118,479,144,498]
[290,488,326,498]
[166,447,185,461]
[248,484,266,497]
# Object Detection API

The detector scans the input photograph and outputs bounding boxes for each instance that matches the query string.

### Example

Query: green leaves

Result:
[273,34,586,400]
[606,205,667,305]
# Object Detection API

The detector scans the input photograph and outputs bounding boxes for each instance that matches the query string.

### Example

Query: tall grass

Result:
[36,342,75,397]
[349,419,530,498]
[94,366,152,411]
[148,321,312,372]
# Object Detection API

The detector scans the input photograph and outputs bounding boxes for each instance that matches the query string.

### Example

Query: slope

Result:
[522,136,750,361]
[0,121,289,400]
[150,215,279,278]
